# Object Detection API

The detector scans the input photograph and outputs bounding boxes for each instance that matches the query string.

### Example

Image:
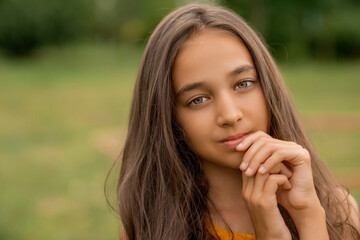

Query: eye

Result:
[189,96,208,106]
[235,80,254,89]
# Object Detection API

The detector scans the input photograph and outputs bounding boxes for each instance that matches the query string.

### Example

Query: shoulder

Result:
[120,226,128,240]
[336,188,360,230]
[336,188,359,212]
[348,193,359,213]
[347,193,360,231]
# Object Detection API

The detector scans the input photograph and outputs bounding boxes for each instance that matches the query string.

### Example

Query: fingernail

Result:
[236,143,243,149]
[259,166,265,173]
[245,167,252,175]
[240,162,247,170]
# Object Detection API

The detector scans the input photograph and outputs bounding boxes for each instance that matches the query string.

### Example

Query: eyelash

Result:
[188,80,254,106]
[189,96,208,106]
[235,79,254,89]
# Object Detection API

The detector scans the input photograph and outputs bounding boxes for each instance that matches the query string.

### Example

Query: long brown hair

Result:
[114,3,360,239]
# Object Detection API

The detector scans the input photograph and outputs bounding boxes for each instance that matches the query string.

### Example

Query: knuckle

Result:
[242,188,250,199]
[263,141,273,149]
[257,199,269,210]
[259,136,268,142]
[268,175,276,181]
[242,192,251,202]
[255,130,264,135]
[250,195,261,205]
[270,163,281,172]
[268,174,280,182]
[260,131,272,138]
[242,190,246,197]
[300,148,311,161]
[248,161,257,169]
[250,196,270,210]
[242,193,248,200]
[273,149,283,158]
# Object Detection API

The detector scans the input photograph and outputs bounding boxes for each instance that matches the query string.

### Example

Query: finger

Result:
[236,131,270,153]
[238,134,274,171]
[263,174,292,197]
[257,147,310,174]
[252,172,269,198]
[237,132,295,171]
[242,171,255,199]
[266,162,292,179]
[244,141,292,176]
[242,170,248,187]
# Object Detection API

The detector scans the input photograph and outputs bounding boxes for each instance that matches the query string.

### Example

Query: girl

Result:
[115,3,360,240]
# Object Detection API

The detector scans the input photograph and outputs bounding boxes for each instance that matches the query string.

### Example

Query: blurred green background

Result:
[0,0,359,239]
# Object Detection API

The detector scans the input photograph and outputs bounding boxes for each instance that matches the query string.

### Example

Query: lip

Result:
[220,132,250,148]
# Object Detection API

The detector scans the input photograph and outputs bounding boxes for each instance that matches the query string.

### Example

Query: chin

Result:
[201,151,244,170]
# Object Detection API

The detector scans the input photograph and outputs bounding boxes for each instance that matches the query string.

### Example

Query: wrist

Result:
[295,201,324,218]
[287,197,323,220]
[294,204,325,226]
[290,204,329,240]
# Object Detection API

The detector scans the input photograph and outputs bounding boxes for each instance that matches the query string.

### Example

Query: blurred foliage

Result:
[115,0,175,41]
[0,0,359,58]
[223,0,360,60]
[0,0,175,55]
[0,0,94,55]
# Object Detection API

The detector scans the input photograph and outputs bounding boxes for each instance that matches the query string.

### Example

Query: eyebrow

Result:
[175,65,256,97]
[228,65,255,78]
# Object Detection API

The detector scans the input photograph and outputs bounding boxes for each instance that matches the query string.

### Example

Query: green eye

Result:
[190,97,207,105]
[236,80,253,89]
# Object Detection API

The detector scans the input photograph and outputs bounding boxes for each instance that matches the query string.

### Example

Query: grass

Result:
[0,42,359,239]
[0,42,141,239]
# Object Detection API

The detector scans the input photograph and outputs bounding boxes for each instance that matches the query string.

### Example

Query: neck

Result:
[202,160,246,212]
[201,159,255,234]
[202,159,255,234]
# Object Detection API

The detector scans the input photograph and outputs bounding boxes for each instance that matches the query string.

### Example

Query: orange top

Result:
[208,222,256,240]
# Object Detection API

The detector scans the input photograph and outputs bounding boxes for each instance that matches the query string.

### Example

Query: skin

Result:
[173,30,269,170]
[173,29,330,239]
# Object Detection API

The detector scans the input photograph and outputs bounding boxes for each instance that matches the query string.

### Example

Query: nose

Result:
[215,92,243,126]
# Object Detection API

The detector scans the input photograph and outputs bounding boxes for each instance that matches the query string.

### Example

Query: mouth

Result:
[220,132,250,148]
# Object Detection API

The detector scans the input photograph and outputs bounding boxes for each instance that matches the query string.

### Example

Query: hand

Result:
[237,131,321,216]
[242,163,292,240]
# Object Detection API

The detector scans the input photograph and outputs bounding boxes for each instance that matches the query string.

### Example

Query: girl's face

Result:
[172,29,269,169]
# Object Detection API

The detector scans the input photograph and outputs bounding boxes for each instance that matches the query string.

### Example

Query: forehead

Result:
[172,29,255,90]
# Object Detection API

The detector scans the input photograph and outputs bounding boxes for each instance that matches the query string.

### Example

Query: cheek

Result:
[255,92,270,132]
[242,89,269,132]
[176,109,212,146]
